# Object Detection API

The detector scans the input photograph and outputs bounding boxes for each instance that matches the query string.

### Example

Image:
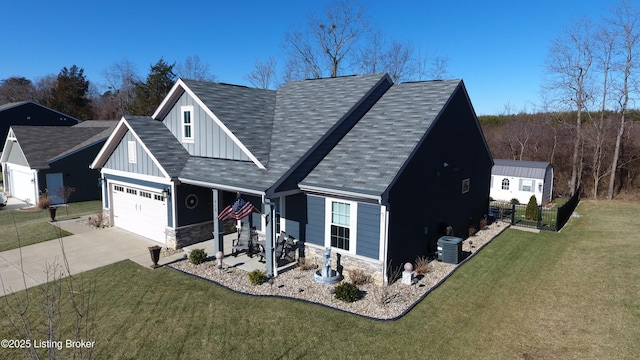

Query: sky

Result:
[0,0,619,115]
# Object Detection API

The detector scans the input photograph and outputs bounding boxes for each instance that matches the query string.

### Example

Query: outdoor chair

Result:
[232,224,254,257]
[258,232,288,263]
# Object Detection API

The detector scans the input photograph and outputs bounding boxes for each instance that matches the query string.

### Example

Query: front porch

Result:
[180,233,298,274]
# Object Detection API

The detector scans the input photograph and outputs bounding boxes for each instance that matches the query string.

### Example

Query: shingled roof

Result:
[300,79,462,196]
[9,123,114,169]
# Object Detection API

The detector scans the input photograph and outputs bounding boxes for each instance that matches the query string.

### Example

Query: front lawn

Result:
[1,200,638,358]
[0,201,102,251]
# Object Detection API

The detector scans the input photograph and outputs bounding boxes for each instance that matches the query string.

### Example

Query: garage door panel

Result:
[112,184,167,243]
[11,169,36,204]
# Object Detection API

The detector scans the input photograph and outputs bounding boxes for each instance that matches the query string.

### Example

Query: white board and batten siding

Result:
[161,92,250,161]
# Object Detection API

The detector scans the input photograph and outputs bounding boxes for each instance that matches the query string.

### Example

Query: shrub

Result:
[37,192,51,209]
[348,268,370,285]
[414,256,431,275]
[298,258,318,271]
[248,269,267,285]
[479,218,488,230]
[468,226,476,237]
[334,282,360,302]
[525,195,539,220]
[510,198,520,205]
[88,213,105,228]
[189,248,207,265]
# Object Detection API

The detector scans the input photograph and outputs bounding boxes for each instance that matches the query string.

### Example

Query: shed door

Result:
[46,173,64,205]
[112,184,167,244]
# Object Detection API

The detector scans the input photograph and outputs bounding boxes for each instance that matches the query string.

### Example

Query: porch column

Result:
[264,199,277,278]
[212,189,221,254]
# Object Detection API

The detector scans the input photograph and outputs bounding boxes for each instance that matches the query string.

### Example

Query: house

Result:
[1,121,116,205]
[0,101,81,159]
[490,159,553,205]
[90,74,493,282]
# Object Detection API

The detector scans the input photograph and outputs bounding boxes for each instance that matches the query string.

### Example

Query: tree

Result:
[46,65,93,120]
[175,55,216,81]
[546,17,595,195]
[283,0,369,79]
[127,58,176,116]
[607,0,640,199]
[245,57,278,89]
[525,195,539,221]
[0,77,37,104]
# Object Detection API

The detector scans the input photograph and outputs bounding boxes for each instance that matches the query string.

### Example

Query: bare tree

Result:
[0,77,37,104]
[283,0,369,79]
[245,57,278,89]
[175,54,217,82]
[607,0,640,199]
[96,59,139,119]
[546,16,595,195]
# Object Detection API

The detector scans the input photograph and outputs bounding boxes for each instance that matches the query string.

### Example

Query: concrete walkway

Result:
[0,216,182,296]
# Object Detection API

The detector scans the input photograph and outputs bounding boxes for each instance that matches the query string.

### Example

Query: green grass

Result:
[0,201,102,251]
[1,200,639,359]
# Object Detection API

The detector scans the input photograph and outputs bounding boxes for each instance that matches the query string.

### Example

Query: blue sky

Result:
[0,0,615,115]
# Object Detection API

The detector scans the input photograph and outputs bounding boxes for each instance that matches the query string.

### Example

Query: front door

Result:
[46,173,64,205]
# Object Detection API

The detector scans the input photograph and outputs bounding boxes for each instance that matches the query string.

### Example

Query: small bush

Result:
[414,256,431,275]
[298,257,318,271]
[37,192,51,209]
[248,269,267,285]
[510,198,520,205]
[468,226,476,237]
[525,195,539,220]
[348,268,370,285]
[334,282,360,302]
[88,213,105,228]
[189,248,207,265]
[479,218,487,230]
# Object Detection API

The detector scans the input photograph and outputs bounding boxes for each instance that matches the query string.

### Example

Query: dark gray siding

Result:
[386,86,493,266]
[104,131,163,177]
[162,92,249,160]
[284,193,307,241]
[175,183,213,227]
[305,195,325,246]
[38,141,105,203]
[0,102,80,149]
[356,202,380,260]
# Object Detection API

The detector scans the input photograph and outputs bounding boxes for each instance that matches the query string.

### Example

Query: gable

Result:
[104,130,164,178]
[5,140,29,167]
[161,91,251,161]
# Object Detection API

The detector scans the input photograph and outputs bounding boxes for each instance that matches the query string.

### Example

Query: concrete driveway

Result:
[0,216,180,296]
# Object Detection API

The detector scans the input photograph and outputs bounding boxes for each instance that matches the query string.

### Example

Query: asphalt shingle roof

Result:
[181,79,276,166]
[179,73,390,191]
[124,116,191,178]
[11,124,114,168]
[300,80,462,196]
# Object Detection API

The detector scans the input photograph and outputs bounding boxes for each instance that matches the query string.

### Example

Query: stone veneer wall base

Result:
[304,245,385,286]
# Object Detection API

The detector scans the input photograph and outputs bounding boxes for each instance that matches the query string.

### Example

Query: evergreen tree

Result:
[127,58,176,115]
[46,65,92,119]
[525,195,539,221]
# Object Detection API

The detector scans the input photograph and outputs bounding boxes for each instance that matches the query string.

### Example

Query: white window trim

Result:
[181,105,194,143]
[127,141,137,163]
[324,197,358,255]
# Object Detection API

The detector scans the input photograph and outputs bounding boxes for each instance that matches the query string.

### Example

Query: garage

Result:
[111,184,167,244]
[10,167,37,204]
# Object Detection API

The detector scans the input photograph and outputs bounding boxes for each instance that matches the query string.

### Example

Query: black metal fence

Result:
[489,189,581,232]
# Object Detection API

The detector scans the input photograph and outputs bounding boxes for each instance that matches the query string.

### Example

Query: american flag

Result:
[217,196,255,220]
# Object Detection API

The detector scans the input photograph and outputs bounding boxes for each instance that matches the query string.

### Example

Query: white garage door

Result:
[10,168,36,204]
[112,184,167,244]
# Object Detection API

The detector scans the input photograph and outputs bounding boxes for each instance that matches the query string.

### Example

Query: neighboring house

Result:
[0,101,81,159]
[490,159,553,205]
[1,121,116,205]
[90,74,493,281]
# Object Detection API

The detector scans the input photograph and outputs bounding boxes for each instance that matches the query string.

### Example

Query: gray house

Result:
[90,74,493,282]
[1,121,115,205]
[490,159,553,205]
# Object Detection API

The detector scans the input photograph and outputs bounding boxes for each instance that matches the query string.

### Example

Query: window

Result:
[538,183,543,193]
[462,178,470,194]
[502,178,510,190]
[127,141,137,163]
[325,198,357,254]
[114,185,124,192]
[139,191,152,199]
[126,188,137,195]
[182,106,194,142]
[521,179,533,192]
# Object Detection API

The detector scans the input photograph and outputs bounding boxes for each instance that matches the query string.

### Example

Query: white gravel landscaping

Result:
[168,221,509,320]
